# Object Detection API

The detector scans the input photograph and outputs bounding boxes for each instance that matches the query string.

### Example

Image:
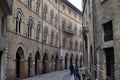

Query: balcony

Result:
[0,0,13,15]
[62,27,74,35]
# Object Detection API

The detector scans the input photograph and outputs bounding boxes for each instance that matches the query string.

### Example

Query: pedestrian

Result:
[74,66,81,80]
[69,64,74,75]
[81,66,86,80]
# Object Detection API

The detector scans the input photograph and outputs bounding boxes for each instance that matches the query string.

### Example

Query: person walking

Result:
[81,66,86,80]
[74,66,81,80]
[69,64,74,75]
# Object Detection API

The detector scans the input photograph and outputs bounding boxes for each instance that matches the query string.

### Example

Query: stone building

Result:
[83,0,120,80]
[82,0,95,79]
[0,0,12,80]
[3,0,83,79]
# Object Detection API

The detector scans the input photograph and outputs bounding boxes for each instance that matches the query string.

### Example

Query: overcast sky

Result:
[68,0,83,11]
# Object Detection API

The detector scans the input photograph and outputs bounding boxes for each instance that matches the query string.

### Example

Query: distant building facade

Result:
[83,0,120,80]
[3,0,83,79]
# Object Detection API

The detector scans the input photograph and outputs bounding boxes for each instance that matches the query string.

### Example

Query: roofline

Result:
[61,0,82,16]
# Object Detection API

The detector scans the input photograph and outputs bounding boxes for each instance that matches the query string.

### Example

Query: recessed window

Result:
[28,0,32,8]
[43,3,48,20]
[63,5,65,10]
[50,9,54,24]
[74,13,77,18]
[28,19,33,38]
[16,11,22,34]
[43,26,48,42]
[103,20,113,42]
[69,9,71,14]
[36,23,41,40]
[50,30,54,44]
[36,0,40,15]
[63,37,66,48]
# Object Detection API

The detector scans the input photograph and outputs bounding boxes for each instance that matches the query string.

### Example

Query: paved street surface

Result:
[23,70,83,80]
[23,70,70,80]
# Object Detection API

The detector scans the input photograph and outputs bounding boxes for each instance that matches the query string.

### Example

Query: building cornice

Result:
[61,0,82,15]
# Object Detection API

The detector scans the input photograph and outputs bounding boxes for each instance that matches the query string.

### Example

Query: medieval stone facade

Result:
[0,0,12,80]
[0,0,83,79]
[83,0,120,80]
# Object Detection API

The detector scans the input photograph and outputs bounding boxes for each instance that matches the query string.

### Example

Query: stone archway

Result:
[35,51,40,75]
[51,55,54,71]
[42,53,48,74]
[80,55,83,67]
[55,55,59,71]
[65,53,68,69]
[16,47,25,78]
[70,54,73,66]
[28,53,32,77]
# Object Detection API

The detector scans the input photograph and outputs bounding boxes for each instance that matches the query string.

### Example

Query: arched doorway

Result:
[16,47,25,78]
[42,53,48,74]
[75,55,78,67]
[51,55,54,71]
[70,54,73,66]
[55,55,59,70]
[65,53,68,69]
[28,53,32,77]
[35,51,40,75]
[80,55,82,67]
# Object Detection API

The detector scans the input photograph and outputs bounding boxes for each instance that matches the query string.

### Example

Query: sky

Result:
[68,0,83,11]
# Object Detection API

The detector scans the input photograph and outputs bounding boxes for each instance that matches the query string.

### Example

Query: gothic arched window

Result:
[28,0,32,8]
[36,23,41,40]
[36,0,40,15]
[43,26,48,42]
[43,3,48,20]
[16,11,22,34]
[28,19,33,38]
[50,9,54,24]
[51,30,54,44]
[63,37,66,48]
